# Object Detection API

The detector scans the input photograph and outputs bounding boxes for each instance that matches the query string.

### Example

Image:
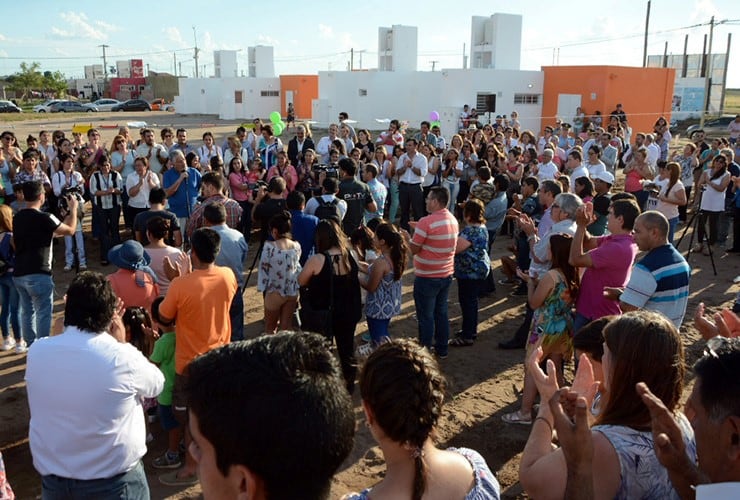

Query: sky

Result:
[0,0,738,88]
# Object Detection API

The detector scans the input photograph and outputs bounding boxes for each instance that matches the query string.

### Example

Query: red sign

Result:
[131,59,144,78]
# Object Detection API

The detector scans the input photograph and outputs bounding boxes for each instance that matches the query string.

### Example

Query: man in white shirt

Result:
[566,150,590,192]
[316,123,340,164]
[600,132,619,174]
[26,272,164,498]
[135,128,169,176]
[304,177,348,221]
[396,138,428,230]
[622,132,646,164]
[645,133,660,168]
[535,149,559,181]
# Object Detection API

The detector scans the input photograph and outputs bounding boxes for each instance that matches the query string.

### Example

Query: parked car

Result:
[33,99,62,113]
[84,98,121,112]
[686,116,735,139]
[0,102,22,113]
[150,98,174,111]
[112,99,152,112]
[49,101,95,113]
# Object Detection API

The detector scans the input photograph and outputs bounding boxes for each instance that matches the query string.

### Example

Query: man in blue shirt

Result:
[204,203,248,341]
[286,191,318,267]
[163,150,201,241]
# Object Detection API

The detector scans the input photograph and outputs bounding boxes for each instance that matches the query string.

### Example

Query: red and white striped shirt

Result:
[411,209,458,278]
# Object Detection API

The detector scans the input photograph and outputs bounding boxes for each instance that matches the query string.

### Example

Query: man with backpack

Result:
[337,158,376,235]
[305,177,347,223]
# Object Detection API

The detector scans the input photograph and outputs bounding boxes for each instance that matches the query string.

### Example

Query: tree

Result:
[6,62,43,101]
[43,70,68,98]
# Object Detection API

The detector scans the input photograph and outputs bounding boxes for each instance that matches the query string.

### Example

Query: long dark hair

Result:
[710,155,727,180]
[374,223,408,281]
[315,219,350,269]
[122,306,153,356]
[549,234,579,298]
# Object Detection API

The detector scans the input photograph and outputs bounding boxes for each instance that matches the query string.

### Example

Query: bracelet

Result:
[535,416,553,434]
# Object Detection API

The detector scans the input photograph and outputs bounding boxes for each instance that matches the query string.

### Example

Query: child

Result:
[358,223,408,358]
[122,306,157,442]
[149,296,183,469]
[257,212,302,334]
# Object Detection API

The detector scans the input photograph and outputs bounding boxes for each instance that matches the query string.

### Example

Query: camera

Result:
[57,186,84,219]
[312,163,339,179]
[248,180,268,199]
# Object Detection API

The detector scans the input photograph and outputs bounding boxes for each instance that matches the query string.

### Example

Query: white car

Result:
[84,98,121,112]
[33,100,62,113]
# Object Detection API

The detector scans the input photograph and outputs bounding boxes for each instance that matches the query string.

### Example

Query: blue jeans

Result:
[414,276,452,356]
[457,278,484,340]
[573,312,592,337]
[14,274,54,346]
[0,274,21,340]
[229,287,244,341]
[667,216,678,246]
[42,460,149,500]
[367,316,391,344]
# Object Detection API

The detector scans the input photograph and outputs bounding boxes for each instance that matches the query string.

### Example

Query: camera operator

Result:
[52,153,87,271]
[337,157,376,235]
[305,177,347,222]
[252,177,287,242]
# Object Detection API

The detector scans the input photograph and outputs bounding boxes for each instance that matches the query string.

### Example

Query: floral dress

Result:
[527,270,574,359]
[257,242,302,297]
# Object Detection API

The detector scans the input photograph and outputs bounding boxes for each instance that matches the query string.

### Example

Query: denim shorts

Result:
[158,404,181,431]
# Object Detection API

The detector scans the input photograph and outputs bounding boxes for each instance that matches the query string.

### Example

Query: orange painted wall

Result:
[280,75,318,119]
[541,66,675,136]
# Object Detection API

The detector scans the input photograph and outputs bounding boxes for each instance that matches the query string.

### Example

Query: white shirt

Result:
[305,194,348,220]
[536,161,559,181]
[398,153,428,184]
[126,170,161,208]
[89,170,123,209]
[135,142,168,174]
[569,164,590,192]
[646,143,660,167]
[26,327,164,479]
[585,161,607,178]
[316,136,337,163]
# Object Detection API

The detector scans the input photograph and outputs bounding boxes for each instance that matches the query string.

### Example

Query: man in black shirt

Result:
[337,158,376,235]
[132,187,182,247]
[252,177,287,242]
[13,181,78,349]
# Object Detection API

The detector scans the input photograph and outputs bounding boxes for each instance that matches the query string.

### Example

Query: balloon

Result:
[430,111,440,121]
[273,122,284,136]
[431,121,441,128]
[269,111,281,123]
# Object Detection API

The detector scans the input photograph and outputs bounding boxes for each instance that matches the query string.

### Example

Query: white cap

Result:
[594,171,615,184]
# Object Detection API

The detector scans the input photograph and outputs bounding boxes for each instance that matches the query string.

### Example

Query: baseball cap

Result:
[594,171,615,185]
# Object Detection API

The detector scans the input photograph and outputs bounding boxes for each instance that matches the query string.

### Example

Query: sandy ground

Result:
[0,112,737,499]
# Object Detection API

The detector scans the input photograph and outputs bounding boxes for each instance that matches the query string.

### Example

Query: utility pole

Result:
[358,50,366,69]
[173,52,177,76]
[99,44,109,82]
[350,48,354,71]
[701,15,716,126]
[430,60,439,71]
[193,26,200,78]
[642,0,651,67]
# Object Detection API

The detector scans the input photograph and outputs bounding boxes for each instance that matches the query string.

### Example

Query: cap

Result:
[594,171,615,185]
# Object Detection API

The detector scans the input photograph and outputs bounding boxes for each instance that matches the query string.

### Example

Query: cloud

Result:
[319,24,333,39]
[257,34,280,46]
[94,20,120,32]
[0,33,6,41]
[162,26,188,48]
[49,12,107,40]
[0,49,7,58]
[690,0,720,22]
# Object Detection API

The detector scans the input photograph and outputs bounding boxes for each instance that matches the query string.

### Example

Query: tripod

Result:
[676,208,717,275]
[245,237,265,285]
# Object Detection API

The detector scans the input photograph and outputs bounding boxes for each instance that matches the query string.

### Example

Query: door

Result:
[556,94,582,123]
[285,91,294,115]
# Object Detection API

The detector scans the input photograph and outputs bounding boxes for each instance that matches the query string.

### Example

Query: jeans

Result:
[697,210,720,246]
[42,460,149,500]
[366,316,391,344]
[64,228,87,267]
[229,287,244,341]
[388,181,400,223]
[573,312,593,337]
[237,200,253,239]
[445,181,460,212]
[414,276,453,356]
[178,216,190,243]
[457,278,484,341]
[732,206,740,250]
[14,273,54,346]
[718,201,733,246]
[0,274,21,341]
[667,216,679,246]
[398,182,424,231]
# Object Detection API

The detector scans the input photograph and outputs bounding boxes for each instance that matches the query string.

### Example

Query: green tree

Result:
[43,70,69,98]
[7,62,43,101]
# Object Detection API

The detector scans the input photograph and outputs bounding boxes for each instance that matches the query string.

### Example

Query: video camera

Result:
[312,163,339,179]
[248,180,268,199]
[57,185,85,219]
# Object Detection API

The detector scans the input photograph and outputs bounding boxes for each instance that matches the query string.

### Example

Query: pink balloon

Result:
[429,111,440,121]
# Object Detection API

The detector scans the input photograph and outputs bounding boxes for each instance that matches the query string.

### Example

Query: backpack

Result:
[314,197,341,222]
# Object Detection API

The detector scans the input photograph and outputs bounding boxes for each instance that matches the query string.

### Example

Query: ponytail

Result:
[376,223,408,281]
[412,453,426,500]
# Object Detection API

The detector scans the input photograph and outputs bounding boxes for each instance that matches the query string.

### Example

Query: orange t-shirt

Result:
[107,269,159,312]
[159,266,238,374]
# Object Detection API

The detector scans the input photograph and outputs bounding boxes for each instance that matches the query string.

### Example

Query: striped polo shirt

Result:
[411,209,458,278]
[620,244,690,328]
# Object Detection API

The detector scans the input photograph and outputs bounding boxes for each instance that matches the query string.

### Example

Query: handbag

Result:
[299,252,334,336]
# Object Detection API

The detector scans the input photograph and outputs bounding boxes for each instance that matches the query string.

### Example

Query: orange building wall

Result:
[541,66,675,136]
[280,75,318,120]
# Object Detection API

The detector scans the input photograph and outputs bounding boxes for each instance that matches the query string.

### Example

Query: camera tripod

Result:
[676,208,717,276]
[245,237,265,285]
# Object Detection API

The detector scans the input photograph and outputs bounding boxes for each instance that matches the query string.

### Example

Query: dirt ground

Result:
[0,113,736,499]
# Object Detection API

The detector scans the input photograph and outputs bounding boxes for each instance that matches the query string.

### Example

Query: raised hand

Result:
[527,346,559,403]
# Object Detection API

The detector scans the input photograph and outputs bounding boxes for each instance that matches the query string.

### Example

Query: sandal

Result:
[448,337,474,347]
[502,409,532,425]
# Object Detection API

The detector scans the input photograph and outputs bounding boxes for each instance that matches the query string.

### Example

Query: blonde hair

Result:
[0,205,13,232]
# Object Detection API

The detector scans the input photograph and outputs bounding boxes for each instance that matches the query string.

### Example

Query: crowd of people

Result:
[1,108,739,498]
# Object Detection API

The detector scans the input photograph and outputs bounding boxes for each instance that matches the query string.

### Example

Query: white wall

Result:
[174,77,280,120]
[214,50,238,78]
[378,25,417,72]
[491,14,521,70]
[315,68,543,136]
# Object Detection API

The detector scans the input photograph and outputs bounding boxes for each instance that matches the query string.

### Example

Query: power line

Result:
[0,48,194,61]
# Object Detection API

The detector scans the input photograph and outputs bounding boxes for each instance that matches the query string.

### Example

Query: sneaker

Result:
[2,337,16,351]
[361,332,371,343]
[159,470,198,487]
[63,265,72,272]
[356,342,375,359]
[152,452,183,470]
[498,278,518,286]
[79,265,88,271]
[15,339,27,354]
[510,287,528,297]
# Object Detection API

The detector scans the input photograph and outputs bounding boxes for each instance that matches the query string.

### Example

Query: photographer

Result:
[305,177,347,223]
[252,177,287,242]
[52,153,86,271]
[89,156,123,266]
[337,157,376,235]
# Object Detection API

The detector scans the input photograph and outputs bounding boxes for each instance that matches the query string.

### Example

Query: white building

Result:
[214,50,238,78]
[312,68,543,134]
[116,60,131,78]
[248,46,275,78]
[84,64,104,80]
[470,14,522,70]
[378,25,418,72]
[173,77,280,120]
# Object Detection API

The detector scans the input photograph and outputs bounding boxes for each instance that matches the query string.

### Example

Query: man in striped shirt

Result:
[605,211,690,328]
[402,186,458,358]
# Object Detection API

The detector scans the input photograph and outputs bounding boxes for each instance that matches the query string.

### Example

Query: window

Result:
[235,91,243,104]
[514,94,539,104]
[358,89,367,97]
[260,90,279,97]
